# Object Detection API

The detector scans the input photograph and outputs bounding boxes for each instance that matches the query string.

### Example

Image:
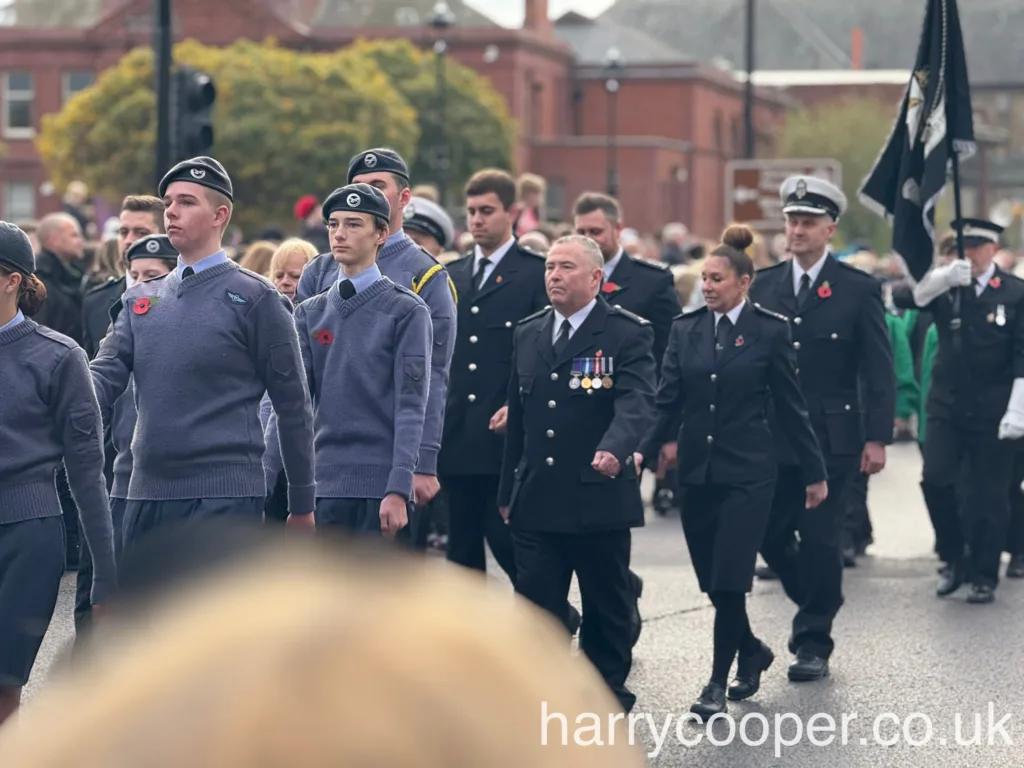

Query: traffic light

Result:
[173,67,215,161]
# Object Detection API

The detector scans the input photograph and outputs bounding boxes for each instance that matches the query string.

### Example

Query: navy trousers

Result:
[314,497,417,546]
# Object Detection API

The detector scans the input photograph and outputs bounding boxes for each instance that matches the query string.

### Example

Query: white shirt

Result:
[552,298,598,345]
[713,300,745,332]
[603,249,624,282]
[975,263,996,296]
[792,251,830,295]
[473,237,515,287]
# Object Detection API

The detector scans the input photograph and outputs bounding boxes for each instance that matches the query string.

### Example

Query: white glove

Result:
[999,378,1024,440]
[912,260,972,306]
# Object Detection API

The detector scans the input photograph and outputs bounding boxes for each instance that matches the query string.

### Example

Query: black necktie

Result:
[715,316,732,358]
[472,258,491,294]
[339,279,356,300]
[553,318,572,357]
[796,273,811,307]
[182,266,195,279]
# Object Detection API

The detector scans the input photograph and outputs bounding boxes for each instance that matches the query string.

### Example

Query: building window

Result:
[545,178,565,221]
[4,181,35,220]
[3,71,34,137]
[63,71,95,104]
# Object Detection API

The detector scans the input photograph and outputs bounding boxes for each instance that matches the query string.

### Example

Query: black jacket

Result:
[749,256,895,466]
[601,251,680,373]
[33,249,86,345]
[81,276,125,360]
[645,302,826,487]
[498,299,657,533]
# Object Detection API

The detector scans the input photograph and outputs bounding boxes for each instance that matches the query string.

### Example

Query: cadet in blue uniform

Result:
[0,222,116,726]
[749,176,894,681]
[296,149,455,519]
[265,184,432,537]
[90,157,316,557]
[642,224,827,718]
[893,218,1024,602]
[498,235,656,714]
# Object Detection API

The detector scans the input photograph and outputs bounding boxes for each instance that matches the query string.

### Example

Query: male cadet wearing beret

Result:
[74,234,178,637]
[749,175,894,681]
[90,156,316,559]
[498,235,657,714]
[297,148,456,513]
[404,196,455,258]
[893,217,1024,604]
[265,184,432,538]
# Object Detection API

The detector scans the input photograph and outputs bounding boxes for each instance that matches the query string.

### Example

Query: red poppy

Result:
[734,335,745,347]
[602,282,621,294]
[990,276,1001,289]
[133,297,151,315]
[817,283,832,299]
[315,329,334,346]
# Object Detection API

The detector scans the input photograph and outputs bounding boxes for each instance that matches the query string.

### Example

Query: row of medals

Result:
[570,359,614,391]
[988,305,1007,326]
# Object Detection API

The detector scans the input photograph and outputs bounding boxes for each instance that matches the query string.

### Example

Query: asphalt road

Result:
[23,444,1024,766]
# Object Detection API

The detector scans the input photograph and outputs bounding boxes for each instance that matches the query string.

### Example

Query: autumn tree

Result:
[773,97,899,253]
[37,39,419,234]
[350,38,517,206]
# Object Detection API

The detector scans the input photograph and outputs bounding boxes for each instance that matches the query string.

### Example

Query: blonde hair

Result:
[0,544,643,767]
[268,238,317,278]
[517,173,547,198]
[88,238,124,281]
[238,240,277,276]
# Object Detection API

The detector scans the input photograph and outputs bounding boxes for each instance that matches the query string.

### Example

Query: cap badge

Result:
[145,239,160,254]
[346,193,361,207]
[795,180,807,199]
[404,202,415,219]
[363,153,378,168]
[190,168,206,180]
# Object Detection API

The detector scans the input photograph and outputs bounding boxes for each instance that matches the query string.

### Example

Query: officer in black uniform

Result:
[403,196,455,258]
[893,217,1024,603]
[749,176,895,681]
[643,224,827,717]
[498,234,656,714]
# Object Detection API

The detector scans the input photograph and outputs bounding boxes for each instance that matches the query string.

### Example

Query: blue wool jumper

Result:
[0,319,117,603]
[90,261,316,512]
[296,231,456,476]
[265,276,433,502]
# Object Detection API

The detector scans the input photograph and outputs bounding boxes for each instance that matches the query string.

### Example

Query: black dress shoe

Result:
[788,651,829,682]
[936,561,966,597]
[690,683,727,719]
[754,565,778,580]
[966,584,995,604]
[653,488,675,516]
[1007,555,1024,579]
[842,546,857,568]
[727,641,775,701]
[630,575,643,646]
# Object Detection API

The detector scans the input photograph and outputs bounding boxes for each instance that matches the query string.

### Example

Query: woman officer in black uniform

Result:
[641,224,827,718]
[0,222,116,726]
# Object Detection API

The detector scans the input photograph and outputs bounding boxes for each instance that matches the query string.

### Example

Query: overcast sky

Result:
[464,0,615,27]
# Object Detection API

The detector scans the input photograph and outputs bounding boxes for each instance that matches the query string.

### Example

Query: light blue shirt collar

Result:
[0,309,25,333]
[385,229,405,247]
[338,262,382,295]
[177,249,229,280]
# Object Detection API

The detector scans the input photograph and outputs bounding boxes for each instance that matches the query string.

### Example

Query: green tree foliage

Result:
[37,39,420,234]
[347,38,517,206]
[774,98,898,252]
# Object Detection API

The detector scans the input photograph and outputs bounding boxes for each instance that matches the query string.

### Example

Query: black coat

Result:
[439,242,548,476]
[601,251,680,373]
[498,299,657,533]
[81,276,125,360]
[33,249,86,345]
[893,266,1024,428]
[645,302,826,487]
[749,256,895,466]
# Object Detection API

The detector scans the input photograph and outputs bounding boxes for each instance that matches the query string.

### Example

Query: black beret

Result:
[0,221,35,276]
[347,148,409,184]
[158,156,233,201]
[126,234,178,262]
[322,183,391,222]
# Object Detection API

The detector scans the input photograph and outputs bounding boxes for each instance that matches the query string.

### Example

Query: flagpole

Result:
[948,108,968,355]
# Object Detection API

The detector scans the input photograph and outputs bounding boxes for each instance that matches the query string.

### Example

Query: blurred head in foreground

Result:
[0,537,643,767]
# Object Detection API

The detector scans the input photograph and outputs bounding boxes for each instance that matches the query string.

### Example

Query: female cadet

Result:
[642,225,827,718]
[0,222,116,725]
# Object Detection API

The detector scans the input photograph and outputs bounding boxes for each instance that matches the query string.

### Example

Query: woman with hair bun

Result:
[640,223,827,717]
[0,221,117,727]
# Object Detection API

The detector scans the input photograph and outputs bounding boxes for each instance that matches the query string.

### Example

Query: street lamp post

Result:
[603,47,623,199]
[427,1,456,209]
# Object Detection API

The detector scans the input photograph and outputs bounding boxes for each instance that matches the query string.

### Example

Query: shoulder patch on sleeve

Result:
[518,305,553,325]
[610,304,652,325]
[627,253,670,271]
[752,302,789,322]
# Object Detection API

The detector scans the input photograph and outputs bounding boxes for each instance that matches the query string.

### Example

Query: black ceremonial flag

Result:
[859,0,974,281]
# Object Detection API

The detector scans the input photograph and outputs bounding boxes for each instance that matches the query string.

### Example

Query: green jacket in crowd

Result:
[887,312,920,423]
[918,322,938,444]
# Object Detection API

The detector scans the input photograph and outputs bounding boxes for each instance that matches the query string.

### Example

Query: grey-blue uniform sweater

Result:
[264,277,433,502]
[0,319,117,602]
[90,261,316,512]
[109,382,136,500]
[296,233,455,476]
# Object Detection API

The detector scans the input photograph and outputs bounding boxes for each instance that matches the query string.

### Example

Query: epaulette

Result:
[609,304,652,325]
[390,278,419,299]
[517,243,546,259]
[236,266,276,290]
[627,253,671,271]
[517,305,553,325]
[85,275,123,296]
[414,244,441,265]
[33,324,79,351]
[752,302,789,322]
[673,305,708,321]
